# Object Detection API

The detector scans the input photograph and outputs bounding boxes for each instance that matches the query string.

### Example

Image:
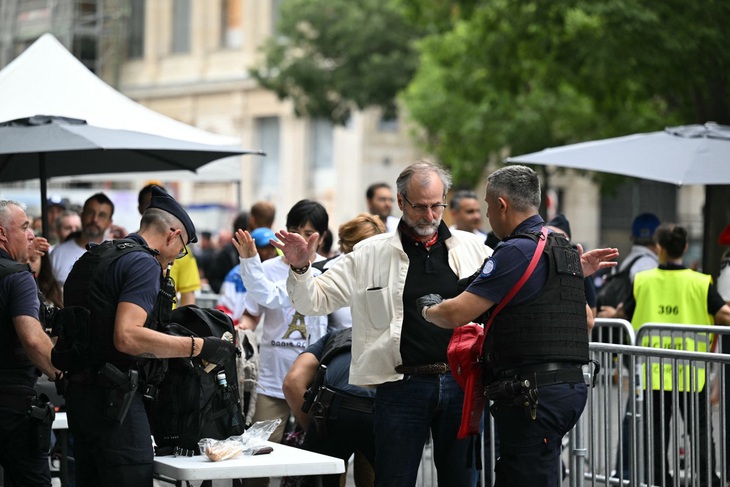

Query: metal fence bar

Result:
[584,326,730,487]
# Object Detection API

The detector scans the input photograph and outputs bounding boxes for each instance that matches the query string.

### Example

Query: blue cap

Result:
[631,213,660,239]
[250,227,275,247]
[147,186,197,244]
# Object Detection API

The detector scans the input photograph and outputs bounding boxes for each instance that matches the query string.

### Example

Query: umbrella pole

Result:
[39,153,49,239]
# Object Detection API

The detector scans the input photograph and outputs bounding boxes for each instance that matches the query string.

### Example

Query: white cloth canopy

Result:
[0,33,237,146]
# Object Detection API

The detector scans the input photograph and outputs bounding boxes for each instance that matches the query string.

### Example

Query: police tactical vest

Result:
[485,232,588,372]
[59,239,161,371]
[320,327,353,366]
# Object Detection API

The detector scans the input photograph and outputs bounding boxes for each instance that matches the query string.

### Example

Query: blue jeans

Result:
[490,382,587,487]
[374,373,478,487]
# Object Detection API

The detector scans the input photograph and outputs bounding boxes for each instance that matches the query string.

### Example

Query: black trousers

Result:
[65,382,153,487]
[302,404,375,487]
[0,406,51,487]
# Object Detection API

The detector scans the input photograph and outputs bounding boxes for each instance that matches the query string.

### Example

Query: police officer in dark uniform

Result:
[0,200,59,487]
[283,328,375,487]
[417,166,618,486]
[59,187,236,487]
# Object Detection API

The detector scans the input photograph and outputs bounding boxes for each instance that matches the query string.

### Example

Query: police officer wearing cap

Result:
[417,166,617,486]
[61,186,236,486]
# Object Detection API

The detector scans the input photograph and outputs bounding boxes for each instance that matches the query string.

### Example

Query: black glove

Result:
[199,337,236,365]
[416,294,443,321]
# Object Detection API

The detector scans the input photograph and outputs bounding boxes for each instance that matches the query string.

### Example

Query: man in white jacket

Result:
[273,161,491,486]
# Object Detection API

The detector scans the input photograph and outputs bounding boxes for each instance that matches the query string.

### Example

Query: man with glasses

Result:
[138,184,201,307]
[274,161,491,486]
[61,186,236,486]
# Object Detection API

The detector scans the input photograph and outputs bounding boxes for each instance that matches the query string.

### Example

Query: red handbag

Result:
[448,228,548,438]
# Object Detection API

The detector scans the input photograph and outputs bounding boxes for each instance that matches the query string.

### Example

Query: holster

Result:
[310,401,329,437]
[28,393,55,454]
[101,364,139,424]
[485,378,539,420]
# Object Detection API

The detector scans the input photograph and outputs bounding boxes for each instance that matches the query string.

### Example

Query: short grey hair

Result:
[396,159,452,198]
[486,165,540,213]
[140,208,187,241]
[449,190,479,210]
[0,200,25,227]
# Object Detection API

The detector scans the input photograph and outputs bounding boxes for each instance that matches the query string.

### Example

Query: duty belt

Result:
[395,362,450,375]
[498,362,585,386]
[317,387,373,414]
[0,386,36,410]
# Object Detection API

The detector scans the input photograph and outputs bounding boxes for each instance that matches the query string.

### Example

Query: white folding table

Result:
[51,411,70,486]
[153,441,344,485]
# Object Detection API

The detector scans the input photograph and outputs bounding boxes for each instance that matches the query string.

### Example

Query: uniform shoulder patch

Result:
[480,257,496,277]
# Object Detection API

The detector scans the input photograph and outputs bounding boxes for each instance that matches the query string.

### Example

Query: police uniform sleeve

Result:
[6,272,41,320]
[117,253,162,313]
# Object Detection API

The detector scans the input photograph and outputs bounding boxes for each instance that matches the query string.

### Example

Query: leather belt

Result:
[318,387,373,414]
[499,362,582,378]
[0,387,36,411]
[498,362,585,386]
[395,362,450,375]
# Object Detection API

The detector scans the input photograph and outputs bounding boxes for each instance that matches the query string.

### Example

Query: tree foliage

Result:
[402,0,730,185]
[251,0,422,124]
[253,0,729,187]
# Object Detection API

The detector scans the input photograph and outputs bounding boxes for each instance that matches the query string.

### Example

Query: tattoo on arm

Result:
[137,352,158,359]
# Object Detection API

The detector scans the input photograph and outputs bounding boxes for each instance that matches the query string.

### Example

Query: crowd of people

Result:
[1,159,729,487]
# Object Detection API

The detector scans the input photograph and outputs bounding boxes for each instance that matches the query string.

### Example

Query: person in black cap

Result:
[61,185,235,487]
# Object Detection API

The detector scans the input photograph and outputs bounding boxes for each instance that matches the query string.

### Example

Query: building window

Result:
[309,119,334,191]
[220,0,243,48]
[127,0,145,59]
[377,114,399,132]
[171,0,191,54]
[255,117,280,200]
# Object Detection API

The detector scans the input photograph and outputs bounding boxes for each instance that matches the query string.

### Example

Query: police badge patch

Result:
[480,257,496,277]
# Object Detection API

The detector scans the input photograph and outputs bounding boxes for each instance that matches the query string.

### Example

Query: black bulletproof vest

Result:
[63,240,160,370]
[0,258,36,385]
[320,327,353,366]
[484,232,589,373]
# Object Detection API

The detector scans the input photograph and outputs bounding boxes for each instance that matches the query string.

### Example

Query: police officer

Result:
[417,165,617,486]
[0,200,59,486]
[283,328,375,487]
[60,187,236,486]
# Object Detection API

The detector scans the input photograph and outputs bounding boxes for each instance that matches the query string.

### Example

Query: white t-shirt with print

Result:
[240,255,327,399]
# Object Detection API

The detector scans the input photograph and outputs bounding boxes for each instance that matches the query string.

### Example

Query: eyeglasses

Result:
[171,228,188,260]
[402,194,447,214]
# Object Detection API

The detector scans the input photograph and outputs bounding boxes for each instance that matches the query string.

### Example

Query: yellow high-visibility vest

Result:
[632,268,713,392]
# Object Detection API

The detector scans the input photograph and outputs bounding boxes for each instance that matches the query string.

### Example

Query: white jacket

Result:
[287,229,491,386]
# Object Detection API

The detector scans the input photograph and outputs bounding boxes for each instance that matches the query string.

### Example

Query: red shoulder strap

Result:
[484,227,548,334]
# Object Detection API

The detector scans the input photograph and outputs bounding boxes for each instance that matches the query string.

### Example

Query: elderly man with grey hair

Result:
[273,160,491,486]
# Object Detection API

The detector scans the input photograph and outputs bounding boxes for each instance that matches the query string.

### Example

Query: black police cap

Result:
[147,186,197,244]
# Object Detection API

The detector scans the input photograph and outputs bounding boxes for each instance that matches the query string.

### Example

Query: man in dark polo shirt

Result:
[61,187,236,487]
[0,200,59,486]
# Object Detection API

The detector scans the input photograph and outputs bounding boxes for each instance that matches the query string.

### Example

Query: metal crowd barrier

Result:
[576,320,730,487]
[415,319,730,487]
